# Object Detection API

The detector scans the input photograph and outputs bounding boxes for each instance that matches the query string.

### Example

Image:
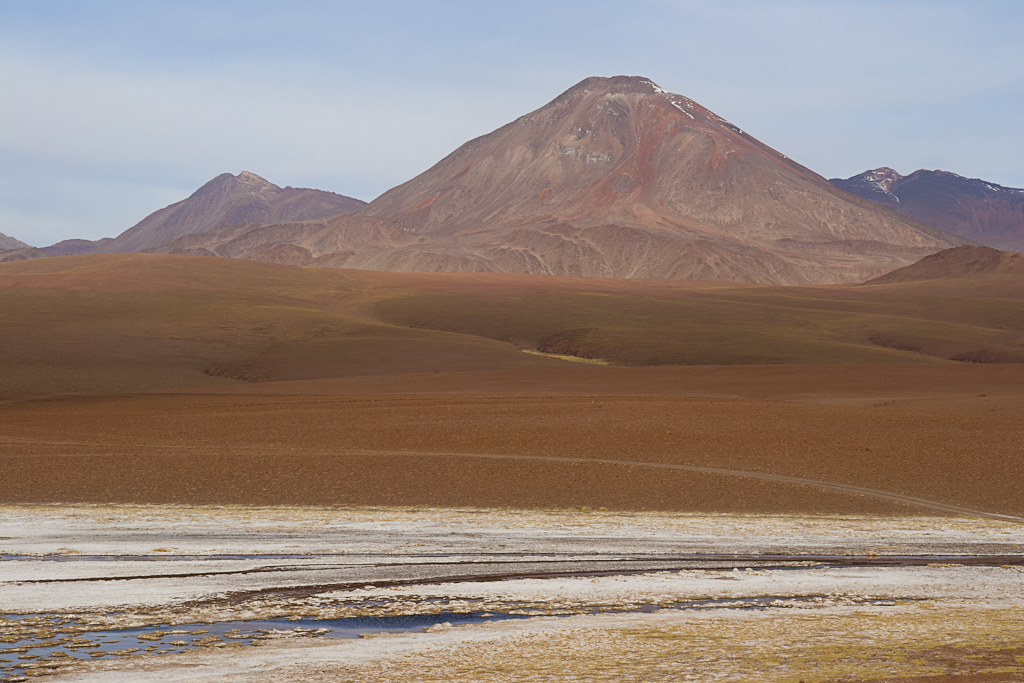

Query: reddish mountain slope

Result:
[832,169,1024,251]
[94,172,365,253]
[157,77,966,284]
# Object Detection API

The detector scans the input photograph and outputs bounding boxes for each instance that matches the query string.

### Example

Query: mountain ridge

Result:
[831,168,1024,251]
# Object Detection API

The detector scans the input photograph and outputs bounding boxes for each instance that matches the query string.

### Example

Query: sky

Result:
[1,0,1022,247]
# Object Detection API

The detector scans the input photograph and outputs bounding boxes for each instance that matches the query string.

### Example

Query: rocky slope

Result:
[157,77,966,285]
[832,169,1024,251]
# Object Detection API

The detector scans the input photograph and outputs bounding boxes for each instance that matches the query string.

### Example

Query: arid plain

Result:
[2,252,1024,681]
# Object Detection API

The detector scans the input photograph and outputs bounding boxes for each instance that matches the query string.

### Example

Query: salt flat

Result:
[2,505,1022,681]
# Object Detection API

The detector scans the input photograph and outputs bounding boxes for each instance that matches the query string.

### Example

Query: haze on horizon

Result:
[1,0,1022,247]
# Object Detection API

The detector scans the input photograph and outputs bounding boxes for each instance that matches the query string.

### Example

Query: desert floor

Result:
[2,364,1024,517]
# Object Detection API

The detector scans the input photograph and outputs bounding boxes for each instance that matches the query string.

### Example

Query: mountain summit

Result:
[155,77,968,284]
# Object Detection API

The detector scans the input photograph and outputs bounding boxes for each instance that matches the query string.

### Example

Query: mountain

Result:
[0,232,29,250]
[831,169,1024,251]
[47,172,364,255]
[865,245,1024,284]
[156,77,966,285]
[43,238,115,256]
[0,246,51,263]
[0,232,44,263]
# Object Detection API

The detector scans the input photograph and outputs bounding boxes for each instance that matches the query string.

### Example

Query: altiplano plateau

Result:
[3,69,1024,681]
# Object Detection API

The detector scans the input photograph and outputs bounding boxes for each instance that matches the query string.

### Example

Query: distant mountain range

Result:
[7,76,1023,284]
[831,169,1024,251]
[42,172,365,255]
[150,76,965,285]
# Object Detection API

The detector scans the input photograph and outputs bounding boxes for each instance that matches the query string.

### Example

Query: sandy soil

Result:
[1,364,1023,516]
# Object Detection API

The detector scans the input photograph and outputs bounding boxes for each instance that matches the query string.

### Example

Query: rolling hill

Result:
[867,245,1024,284]
[2,251,1023,393]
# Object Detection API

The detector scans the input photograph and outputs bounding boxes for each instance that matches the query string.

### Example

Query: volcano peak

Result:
[564,75,668,95]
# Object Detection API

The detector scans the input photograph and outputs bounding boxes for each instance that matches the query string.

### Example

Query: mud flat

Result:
[1,505,1022,681]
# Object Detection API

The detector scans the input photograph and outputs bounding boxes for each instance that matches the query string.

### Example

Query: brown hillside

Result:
[866,246,1024,284]
[3,253,1024,393]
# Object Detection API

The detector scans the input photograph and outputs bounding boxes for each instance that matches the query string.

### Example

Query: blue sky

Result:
[2,0,1022,246]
